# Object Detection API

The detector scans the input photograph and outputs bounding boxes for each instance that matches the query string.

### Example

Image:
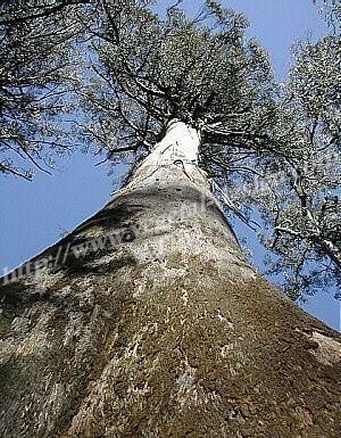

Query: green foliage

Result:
[267,35,340,297]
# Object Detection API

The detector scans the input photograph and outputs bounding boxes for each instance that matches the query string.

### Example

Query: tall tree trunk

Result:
[0,120,340,438]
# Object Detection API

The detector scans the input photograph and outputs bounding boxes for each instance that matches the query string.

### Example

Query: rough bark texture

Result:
[0,122,340,437]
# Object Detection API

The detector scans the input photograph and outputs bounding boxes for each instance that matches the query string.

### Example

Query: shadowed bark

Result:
[0,122,340,437]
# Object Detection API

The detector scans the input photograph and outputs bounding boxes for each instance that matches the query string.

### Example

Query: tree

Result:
[81,0,275,164]
[0,1,340,437]
[1,119,340,437]
[79,0,340,297]
[2,0,338,297]
[0,0,92,179]
[233,33,341,299]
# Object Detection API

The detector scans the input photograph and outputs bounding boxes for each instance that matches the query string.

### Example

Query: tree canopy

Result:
[1,0,340,299]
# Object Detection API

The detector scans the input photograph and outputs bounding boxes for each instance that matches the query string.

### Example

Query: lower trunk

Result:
[0,121,340,438]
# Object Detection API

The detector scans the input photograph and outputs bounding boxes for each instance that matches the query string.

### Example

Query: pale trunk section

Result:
[0,121,340,438]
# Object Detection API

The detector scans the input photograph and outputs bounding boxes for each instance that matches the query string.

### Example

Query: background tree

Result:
[232,33,340,299]
[0,0,92,179]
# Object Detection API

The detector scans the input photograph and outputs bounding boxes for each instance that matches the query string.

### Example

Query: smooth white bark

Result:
[126,120,204,189]
[143,120,200,165]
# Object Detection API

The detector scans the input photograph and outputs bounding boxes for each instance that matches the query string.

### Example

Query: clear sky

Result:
[0,0,339,330]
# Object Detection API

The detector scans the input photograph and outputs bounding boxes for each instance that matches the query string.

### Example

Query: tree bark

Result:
[0,120,340,438]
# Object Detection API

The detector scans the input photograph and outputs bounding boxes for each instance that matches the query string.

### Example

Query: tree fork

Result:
[0,121,340,437]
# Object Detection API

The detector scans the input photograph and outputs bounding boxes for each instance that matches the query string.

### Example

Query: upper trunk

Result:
[0,121,340,438]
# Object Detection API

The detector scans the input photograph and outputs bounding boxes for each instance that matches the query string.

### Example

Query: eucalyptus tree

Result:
[0,0,92,179]
[82,0,275,163]
[0,1,340,437]
[81,0,340,298]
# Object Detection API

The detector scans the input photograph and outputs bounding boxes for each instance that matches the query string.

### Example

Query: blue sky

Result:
[0,0,339,330]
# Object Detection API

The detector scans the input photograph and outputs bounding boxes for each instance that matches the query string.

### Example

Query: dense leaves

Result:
[263,35,340,297]
[218,33,340,298]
